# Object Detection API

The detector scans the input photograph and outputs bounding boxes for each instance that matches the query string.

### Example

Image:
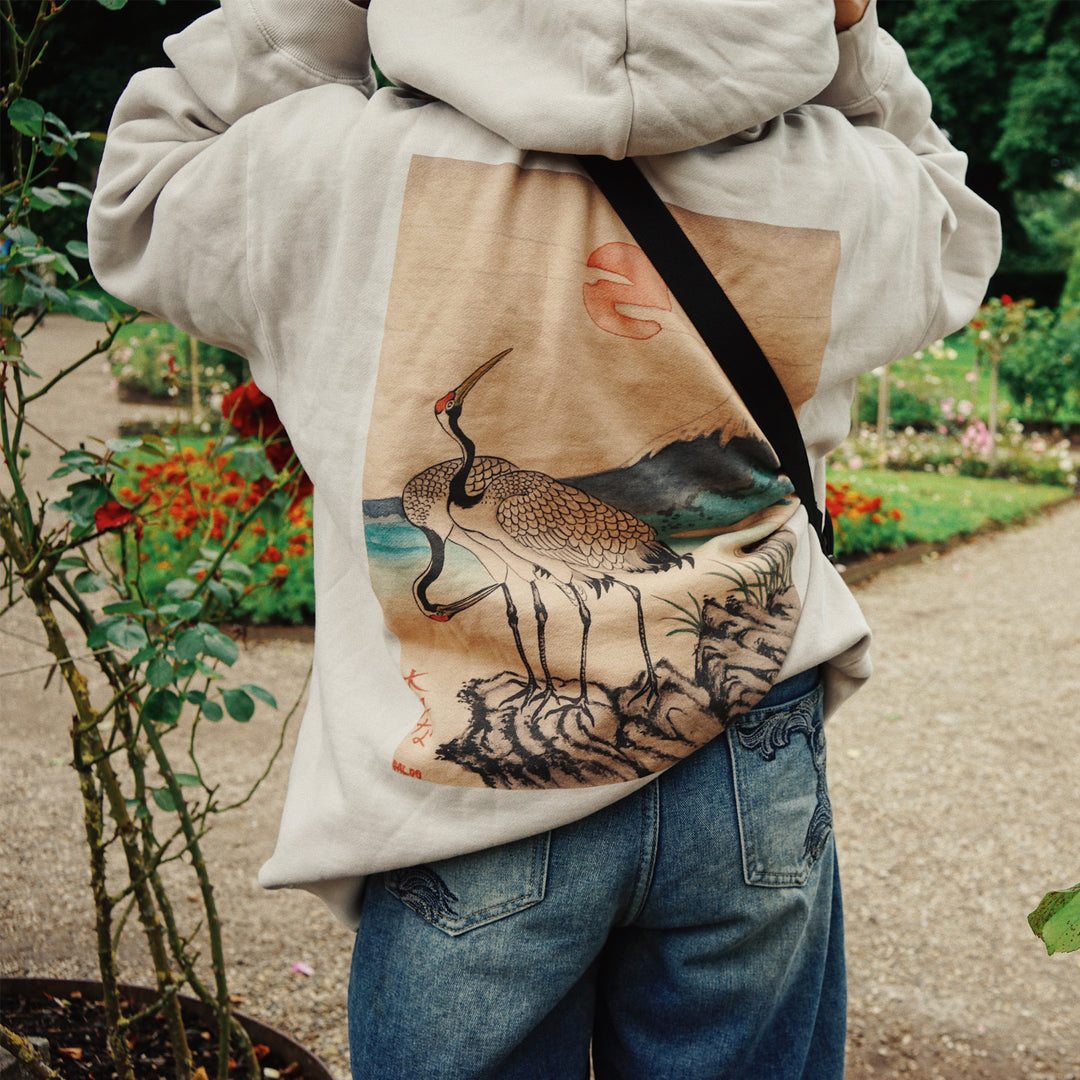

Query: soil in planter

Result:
[2,989,308,1080]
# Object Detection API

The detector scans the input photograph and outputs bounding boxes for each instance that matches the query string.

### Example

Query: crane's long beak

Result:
[454,348,512,404]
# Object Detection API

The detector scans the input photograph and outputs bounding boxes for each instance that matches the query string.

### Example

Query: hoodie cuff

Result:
[810,1,887,112]
[240,0,371,84]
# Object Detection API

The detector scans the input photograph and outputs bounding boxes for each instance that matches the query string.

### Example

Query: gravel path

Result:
[2,318,1078,1079]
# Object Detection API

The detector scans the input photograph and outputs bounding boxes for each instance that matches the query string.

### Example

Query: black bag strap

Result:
[577,154,833,559]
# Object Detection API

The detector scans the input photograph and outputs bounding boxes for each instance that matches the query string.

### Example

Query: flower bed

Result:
[825,482,905,558]
[108,322,247,416]
[108,383,315,624]
[833,419,1077,488]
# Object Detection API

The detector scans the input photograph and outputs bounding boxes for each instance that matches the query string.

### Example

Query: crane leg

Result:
[530,580,558,694]
[560,581,594,728]
[615,580,659,708]
[499,582,539,704]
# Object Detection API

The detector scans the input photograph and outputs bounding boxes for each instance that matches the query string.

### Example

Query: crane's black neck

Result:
[447,410,484,509]
[412,526,446,614]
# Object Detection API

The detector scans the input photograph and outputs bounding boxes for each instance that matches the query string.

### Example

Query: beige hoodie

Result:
[89,0,1000,925]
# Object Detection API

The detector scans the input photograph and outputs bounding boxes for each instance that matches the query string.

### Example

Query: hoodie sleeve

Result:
[810,2,1001,352]
[88,0,372,385]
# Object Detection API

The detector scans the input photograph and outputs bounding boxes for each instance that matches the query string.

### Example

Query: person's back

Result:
[89,1,1000,1075]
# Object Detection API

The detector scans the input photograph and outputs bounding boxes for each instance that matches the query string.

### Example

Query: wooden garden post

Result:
[876,363,890,444]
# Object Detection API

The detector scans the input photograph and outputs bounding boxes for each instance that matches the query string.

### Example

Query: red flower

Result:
[94,501,135,532]
[263,437,295,474]
[221,381,283,439]
[1000,294,1013,306]
[223,381,313,500]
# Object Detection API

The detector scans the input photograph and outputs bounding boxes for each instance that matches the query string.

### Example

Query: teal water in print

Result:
[363,466,792,581]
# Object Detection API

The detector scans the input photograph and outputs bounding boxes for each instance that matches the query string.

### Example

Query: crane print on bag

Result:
[403,347,692,731]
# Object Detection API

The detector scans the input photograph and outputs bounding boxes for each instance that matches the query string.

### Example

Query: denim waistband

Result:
[756,666,822,710]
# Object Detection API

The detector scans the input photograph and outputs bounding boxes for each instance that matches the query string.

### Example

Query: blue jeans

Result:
[349,671,844,1079]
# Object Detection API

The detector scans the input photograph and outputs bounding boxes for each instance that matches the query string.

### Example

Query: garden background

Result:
[2,2,1079,1079]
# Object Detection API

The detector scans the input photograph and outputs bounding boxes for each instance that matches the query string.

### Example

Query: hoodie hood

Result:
[367,0,840,157]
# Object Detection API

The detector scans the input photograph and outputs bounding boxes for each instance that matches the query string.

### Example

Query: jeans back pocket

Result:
[727,685,831,887]
[384,831,550,936]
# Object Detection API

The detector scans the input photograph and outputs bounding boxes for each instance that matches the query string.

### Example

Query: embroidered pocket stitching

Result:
[730,685,831,887]
[384,831,550,936]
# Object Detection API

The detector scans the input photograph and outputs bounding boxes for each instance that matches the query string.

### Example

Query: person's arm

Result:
[88,0,372,371]
[811,0,1000,350]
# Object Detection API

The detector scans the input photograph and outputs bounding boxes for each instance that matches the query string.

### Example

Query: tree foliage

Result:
[878,0,1080,303]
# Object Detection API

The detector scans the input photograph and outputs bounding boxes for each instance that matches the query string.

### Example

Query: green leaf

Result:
[175,600,203,621]
[52,478,110,527]
[241,684,277,709]
[104,619,149,652]
[0,276,25,307]
[229,444,275,482]
[105,436,143,454]
[207,580,231,606]
[4,225,38,247]
[143,688,182,726]
[145,656,174,689]
[30,186,71,209]
[56,449,106,475]
[151,787,179,812]
[201,700,223,722]
[64,292,111,322]
[7,99,45,137]
[73,570,107,594]
[102,599,145,615]
[138,433,174,458]
[124,797,149,821]
[130,645,158,666]
[57,183,94,203]
[1029,884,1080,955]
[87,617,122,649]
[65,239,90,259]
[199,625,238,666]
[221,688,254,723]
[96,0,129,8]
[220,557,252,579]
[165,578,197,599]
[174,627,205,662]
[56,557,86,571]
[174,773,200,787]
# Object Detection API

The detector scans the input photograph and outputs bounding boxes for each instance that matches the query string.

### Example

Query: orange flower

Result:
[272,563,289,578]
[260,545,282,563]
